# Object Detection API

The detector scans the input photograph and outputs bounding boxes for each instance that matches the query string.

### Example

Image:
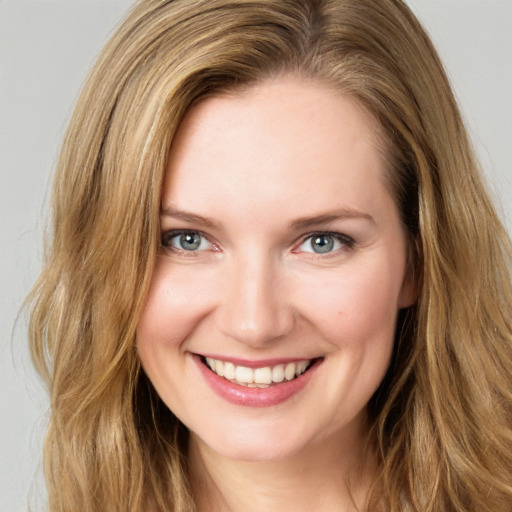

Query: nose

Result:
[215,251,295,348]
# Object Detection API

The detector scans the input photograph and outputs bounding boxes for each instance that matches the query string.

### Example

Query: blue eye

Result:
[298,233,353,254]
[161,231,213,252]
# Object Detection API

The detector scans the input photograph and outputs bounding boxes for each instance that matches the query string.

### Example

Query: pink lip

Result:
[192,354,322,407]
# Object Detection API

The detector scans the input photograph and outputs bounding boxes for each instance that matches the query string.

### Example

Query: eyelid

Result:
[294,231,355,254]
[161,229,218,253]
[160,229,354,257]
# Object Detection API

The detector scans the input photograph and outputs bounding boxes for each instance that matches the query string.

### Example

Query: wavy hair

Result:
[29,0,512,510]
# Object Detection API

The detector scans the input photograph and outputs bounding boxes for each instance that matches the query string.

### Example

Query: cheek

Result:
[299,261,404,340]
[137,258,214,351]
[297,258,404,420]
[135,259,218,412]
[136,267,178,390]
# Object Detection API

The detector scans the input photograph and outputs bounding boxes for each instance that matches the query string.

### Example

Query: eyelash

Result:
[294,231,355,258]
[160,230,355,256]
[161,230,216,255]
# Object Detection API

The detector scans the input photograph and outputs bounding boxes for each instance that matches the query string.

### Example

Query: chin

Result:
[207,442,305,463]
[190,416,330,464]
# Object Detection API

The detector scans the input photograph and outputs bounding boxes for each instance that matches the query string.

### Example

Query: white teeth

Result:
[296,361,308,376]
[272,365,285,383]
[215,359,224,377]
[204,357,312,385]
[284,363,296,381]
[254,367,272,385]
[224,361,236,380]
[235,366,254,383]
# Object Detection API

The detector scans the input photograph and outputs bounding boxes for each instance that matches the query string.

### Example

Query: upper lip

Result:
[194,353,322,369]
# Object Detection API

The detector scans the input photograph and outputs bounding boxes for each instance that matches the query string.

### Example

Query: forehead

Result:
[163,77,392,225]
[170,77,385,163]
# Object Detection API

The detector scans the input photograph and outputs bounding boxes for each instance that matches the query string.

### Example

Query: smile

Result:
[194,354,323,407]
[203,357,313,388]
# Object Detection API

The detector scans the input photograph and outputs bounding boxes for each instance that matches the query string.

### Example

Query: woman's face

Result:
[137,78,414,462]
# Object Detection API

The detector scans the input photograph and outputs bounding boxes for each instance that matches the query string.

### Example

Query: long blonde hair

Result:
[29,0,512,510]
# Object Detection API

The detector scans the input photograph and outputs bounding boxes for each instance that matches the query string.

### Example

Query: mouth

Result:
[200,356,320,388]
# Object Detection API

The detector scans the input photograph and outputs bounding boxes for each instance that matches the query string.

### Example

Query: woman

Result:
[29,0,512,511]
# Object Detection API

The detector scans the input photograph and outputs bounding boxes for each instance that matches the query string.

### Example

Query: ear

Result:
[398,239,420,309]
[398,273,419,309]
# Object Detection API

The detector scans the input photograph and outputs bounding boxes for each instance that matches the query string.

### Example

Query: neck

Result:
[188,416,376,512]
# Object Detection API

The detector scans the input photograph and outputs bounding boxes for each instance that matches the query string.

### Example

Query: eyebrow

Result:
[160,206,217,228]
[161,205,374,230]
[289,208,375,230]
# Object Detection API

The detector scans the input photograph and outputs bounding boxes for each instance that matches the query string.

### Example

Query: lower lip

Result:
[193,355,321,407]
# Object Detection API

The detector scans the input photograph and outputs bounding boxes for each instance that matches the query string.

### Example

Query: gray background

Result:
[1,1,511,511]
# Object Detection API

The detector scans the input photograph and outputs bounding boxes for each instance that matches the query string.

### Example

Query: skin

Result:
[136,77,415,511]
